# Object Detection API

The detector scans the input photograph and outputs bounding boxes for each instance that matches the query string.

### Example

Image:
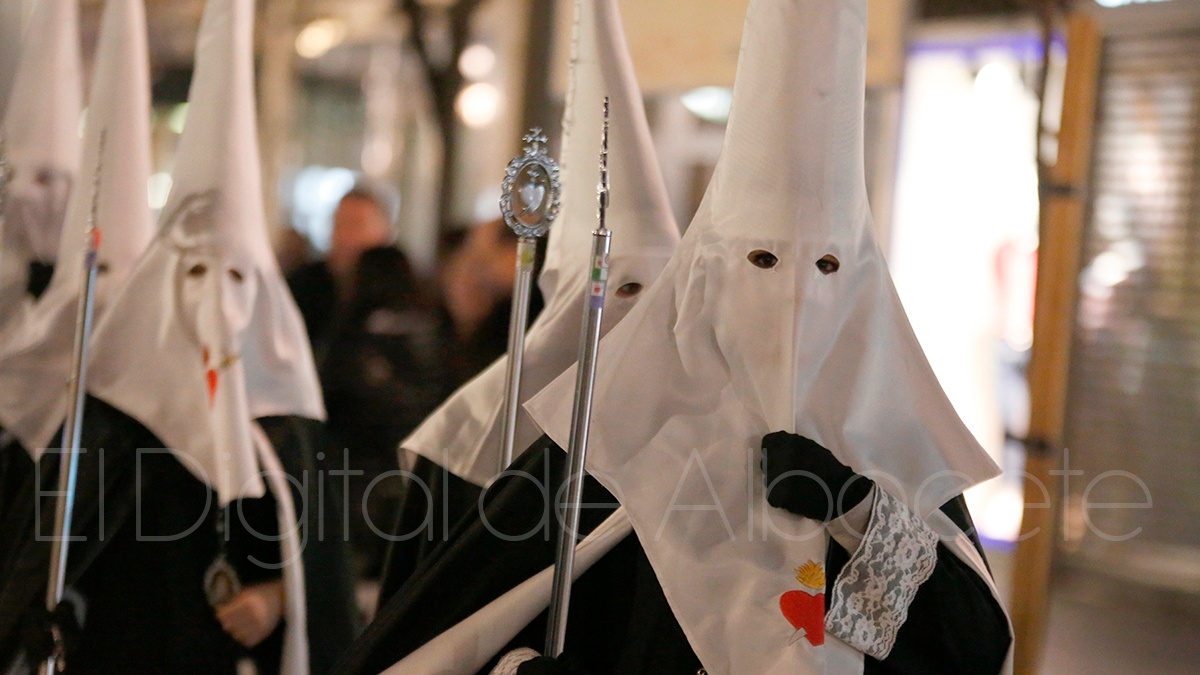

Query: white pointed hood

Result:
[0,0,82,332]
[0,0,154,455]
[401,0,679,487]
[87,0,324,505]
[527,0,1000,670]
[0,0,29,119]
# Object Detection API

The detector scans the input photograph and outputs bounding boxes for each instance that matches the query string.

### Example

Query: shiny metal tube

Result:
[498,236,539,474]
[545,97,610,659]
[496,128,561,479]
[43,133,104,675]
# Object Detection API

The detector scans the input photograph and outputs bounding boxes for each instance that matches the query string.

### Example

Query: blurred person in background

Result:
[288,186,396,349]
[437,218,543,389]
[375,218,545,600]
[288,186,450,579]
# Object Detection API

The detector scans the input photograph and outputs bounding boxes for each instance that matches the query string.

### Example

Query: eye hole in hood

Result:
[615,281,643,298]
[747,250,779,270]
[816,254,840,275]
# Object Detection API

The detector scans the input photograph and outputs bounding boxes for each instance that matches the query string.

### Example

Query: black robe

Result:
[0,397,358,674]
[376,455,482,605]
[336,437,1011,675]
[0,433,35,573]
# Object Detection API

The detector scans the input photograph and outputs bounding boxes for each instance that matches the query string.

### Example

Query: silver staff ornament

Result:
[545,98,611,658]
[496,128,562,475]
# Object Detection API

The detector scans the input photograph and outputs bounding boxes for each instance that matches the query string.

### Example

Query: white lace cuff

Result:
[825,489,939,659]
[490,647,541,675]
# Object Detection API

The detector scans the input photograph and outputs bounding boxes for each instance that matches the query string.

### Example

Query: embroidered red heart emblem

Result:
[780,590,825,647]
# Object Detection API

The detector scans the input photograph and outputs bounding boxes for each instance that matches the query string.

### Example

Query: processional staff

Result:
[545,98,611,659]
[497,128,561,476]
[42,131,106,675]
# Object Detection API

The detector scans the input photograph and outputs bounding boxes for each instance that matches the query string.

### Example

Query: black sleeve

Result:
[225,492,282,586]
[867,544,1009,674]
[824,495,1012,675]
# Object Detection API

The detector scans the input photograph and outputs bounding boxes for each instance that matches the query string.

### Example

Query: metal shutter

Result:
[1062,25,1200,590]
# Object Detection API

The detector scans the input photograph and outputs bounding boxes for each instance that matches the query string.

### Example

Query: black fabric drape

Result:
[376,455,482,606]
[335,436,699,675]
[0,400,359,674]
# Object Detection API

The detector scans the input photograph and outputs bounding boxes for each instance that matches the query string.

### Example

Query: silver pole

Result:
[497,236,538,472]
[545,98,610,658]
[42,131,105,675]
[497,129,560,477]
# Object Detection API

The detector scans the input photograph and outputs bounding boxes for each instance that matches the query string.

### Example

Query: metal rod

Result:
[496,128,560,478]
[545,97,610,659]
[497,236,538,473]
[42,131,105,675]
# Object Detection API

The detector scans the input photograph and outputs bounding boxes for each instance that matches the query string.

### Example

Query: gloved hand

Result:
[21,597,82,665]
[760,431,873,521]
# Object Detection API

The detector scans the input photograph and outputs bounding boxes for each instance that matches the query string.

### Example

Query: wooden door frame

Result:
[1010,11,1101,675]
[1011,3,1200,672]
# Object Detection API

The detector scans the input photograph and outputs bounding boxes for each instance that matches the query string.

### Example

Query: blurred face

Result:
[441,221,518,335]
[329,195,391,278]
[5,167,73,261]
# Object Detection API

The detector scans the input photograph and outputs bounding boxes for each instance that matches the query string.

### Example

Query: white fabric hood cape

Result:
[0,0,30,118]
[0,0,82,333]
[527,0,1001,672]
[87,0,324,506]
[0,0,155,457]
[401,0,680,487]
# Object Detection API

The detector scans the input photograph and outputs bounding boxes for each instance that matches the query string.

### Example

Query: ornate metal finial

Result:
[501,127,562,239]
[87,131,106,233]
[84,130,107,262]
[597,97,610,233]
[522,127,549,154]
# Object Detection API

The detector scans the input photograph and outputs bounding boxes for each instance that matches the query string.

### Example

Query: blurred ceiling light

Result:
[455,82,500,128]
[680,87,732,124]
[974,62,1015,100]
[168,102,188,134]
[295,18,347,60]
[458,43,496,80]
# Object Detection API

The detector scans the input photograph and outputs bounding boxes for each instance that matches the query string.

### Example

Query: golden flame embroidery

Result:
[795,560,826,591]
